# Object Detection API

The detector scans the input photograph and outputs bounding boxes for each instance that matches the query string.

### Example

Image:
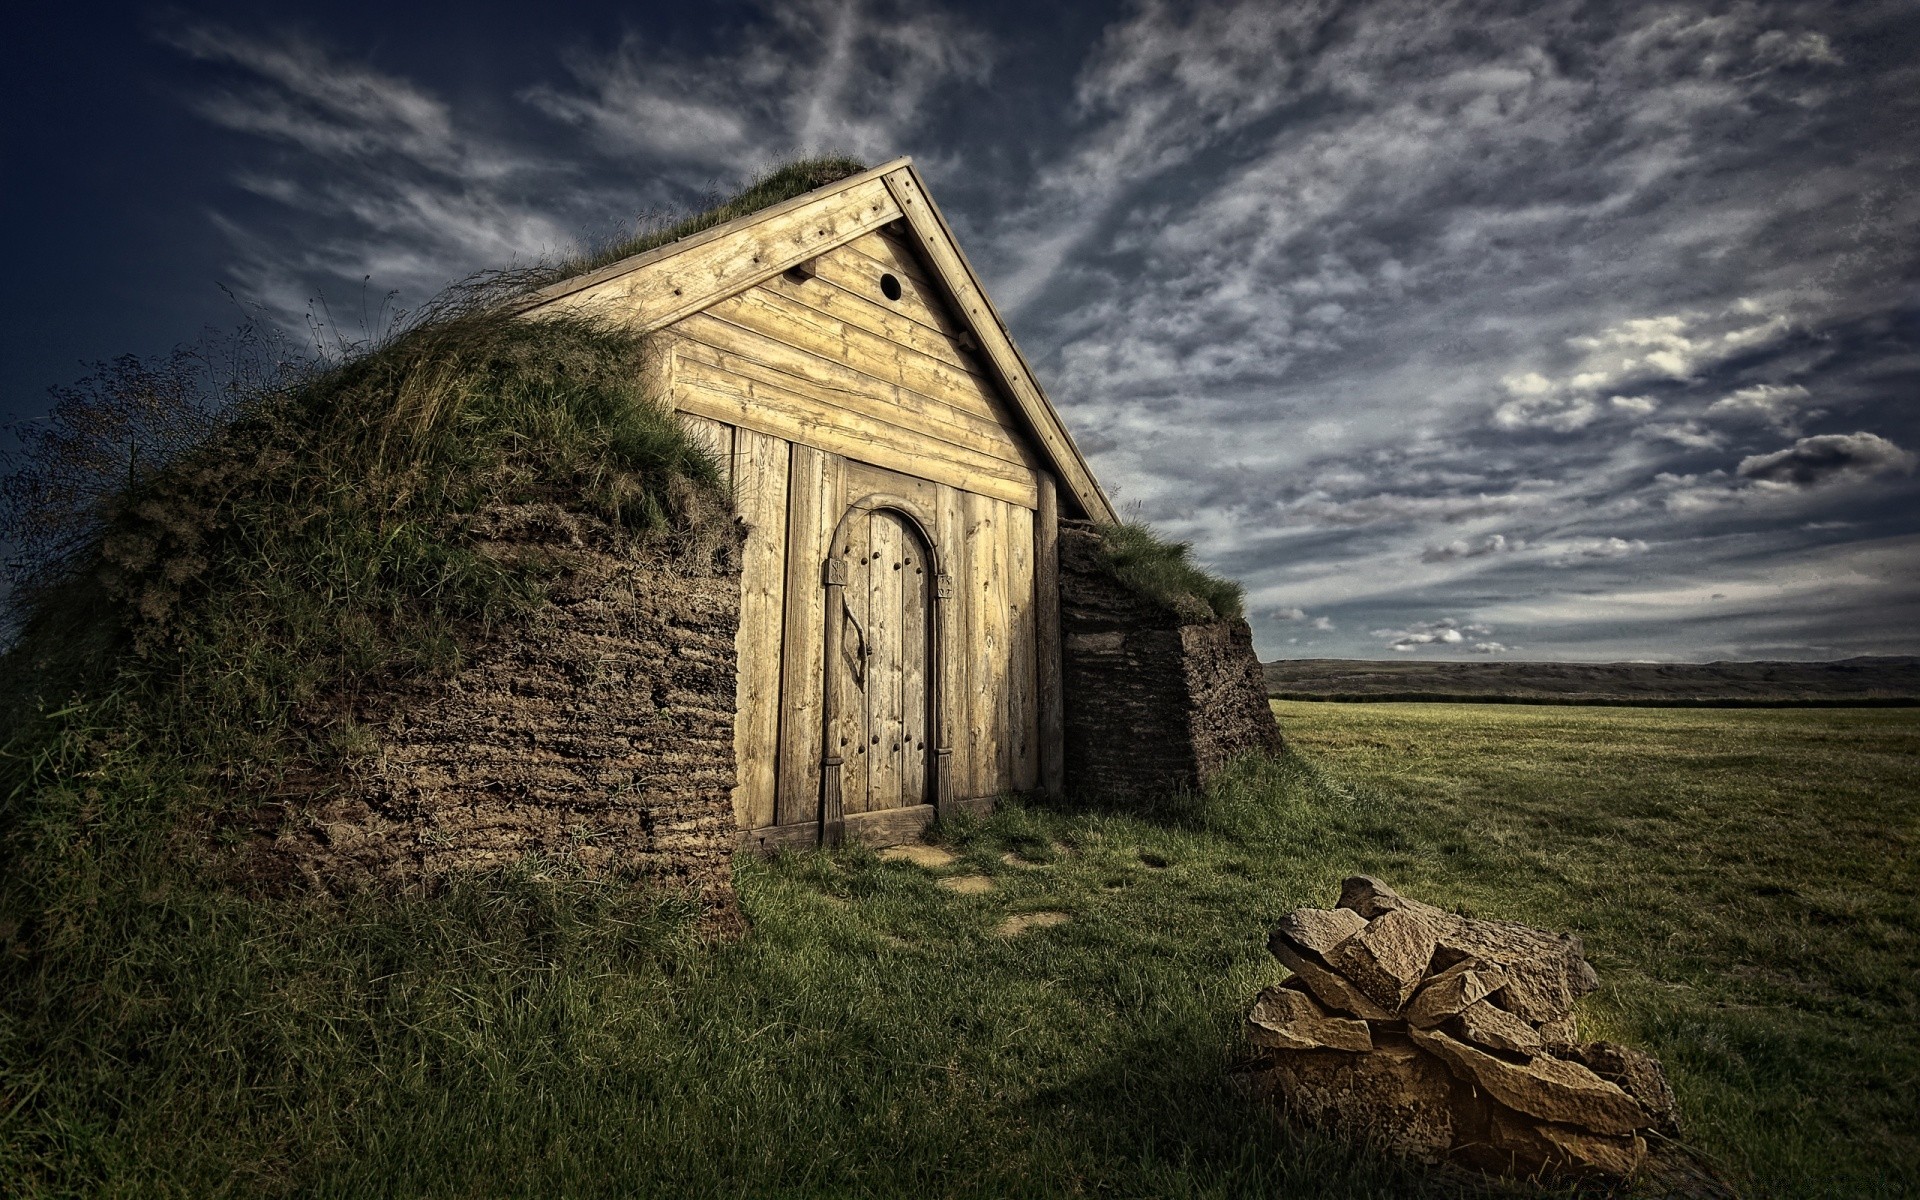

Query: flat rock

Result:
[1255,1033,1459,1165]
[938,874,994,895]
[995,911,1069,936]
[1329,907,1439,1011]
[1570,1041,1680,1137]
[1268,935,1397,1021]
[1248,985,1373,1053]
[1405,959,1508,1028]
[1462,1106,1647,1179]
[999,851,1049,870]
[1408,1027,1647,1135]
[1340,875,1598,1024]
[1272,907,1368,961]
[1539,1014,1580,1053]
[880,844,957,869]
[1450,998,1544,1057]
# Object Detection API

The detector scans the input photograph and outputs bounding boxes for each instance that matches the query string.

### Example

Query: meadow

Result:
[3,702,1914,1197]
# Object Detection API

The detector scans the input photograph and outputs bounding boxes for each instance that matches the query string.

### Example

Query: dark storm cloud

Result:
[1736,432,1917,487]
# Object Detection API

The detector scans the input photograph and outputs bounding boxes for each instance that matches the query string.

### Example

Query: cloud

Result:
[1370,617,1492,652]
[1422,533,1518,562]
[166,2,995,330]
[1641,420,1726,450]
[522,0,993,169]
[1751,30,1845,70]
[1706,383,1822,435]
[1468,641,1511,654]
[1565,536,1650,559]
[1737,431,1917,488]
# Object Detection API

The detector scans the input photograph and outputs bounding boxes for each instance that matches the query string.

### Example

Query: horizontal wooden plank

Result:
[813,243,965,341]
[537,176,902,335]
[671,350,1040,510]
[708,285,1011,428]
[674,311,1031,465]
[672,342,1035,492]
[759,269,981,376]
[846,229,934,287]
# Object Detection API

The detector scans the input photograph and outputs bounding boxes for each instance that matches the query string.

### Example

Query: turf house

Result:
[523,157,1120,856]
[1,157,1278,924]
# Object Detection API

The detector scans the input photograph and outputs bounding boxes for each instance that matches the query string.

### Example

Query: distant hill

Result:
[1263,657,1920,706]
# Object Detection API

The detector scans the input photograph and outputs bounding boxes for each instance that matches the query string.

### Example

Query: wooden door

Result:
[832,508,933,815]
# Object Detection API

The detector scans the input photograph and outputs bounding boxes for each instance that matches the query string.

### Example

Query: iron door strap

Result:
[841,592,868,688]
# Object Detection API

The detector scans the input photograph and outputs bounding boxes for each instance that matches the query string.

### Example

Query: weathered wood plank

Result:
[671,347,1040,510]
[776,445,841,827]
[1035,473,1064,798]
[934,484,972,802]
[1005,501,1038,792]
[835,511,872,817]
[900,526,929,809]
[880,167,1115,523]
[847,228,935,287]
[730,428,788,831]
[808,245,968,342]
[865,512,902,813]
[533,176,902,335]
[962,491,1004,798]
[709,285,1012,429]
[677,311,1027,463]
[761,265,977,372]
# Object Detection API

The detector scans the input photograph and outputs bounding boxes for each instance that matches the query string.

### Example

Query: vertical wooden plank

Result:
[835,514,873,817]
[934,484,972,804]
[730,429,788,831]
[866,514,903,812]
[1005,501,1037,792]
[1034,473,1064,797]
[677,412,734,489]
[962,491,1004,798]
[776,445,843,828]
[901,530,929,807]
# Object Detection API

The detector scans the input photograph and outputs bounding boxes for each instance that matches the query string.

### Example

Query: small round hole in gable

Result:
[880,273,903,302]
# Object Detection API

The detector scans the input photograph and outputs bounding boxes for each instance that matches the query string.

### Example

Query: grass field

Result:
[4,703,1915,1197]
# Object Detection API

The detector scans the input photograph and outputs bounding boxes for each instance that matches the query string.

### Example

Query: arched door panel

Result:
[830,508,933,815]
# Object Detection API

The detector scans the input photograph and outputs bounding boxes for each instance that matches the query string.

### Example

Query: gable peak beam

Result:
[877,166,1116,524]
[522,158,915,334]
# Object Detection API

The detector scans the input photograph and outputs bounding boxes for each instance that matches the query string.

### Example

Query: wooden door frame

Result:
[820,492,951,846]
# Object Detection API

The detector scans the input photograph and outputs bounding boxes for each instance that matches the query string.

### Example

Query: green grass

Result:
[540,156,869,287]
[1095,521,1244,621]
[5,702,1913,1196]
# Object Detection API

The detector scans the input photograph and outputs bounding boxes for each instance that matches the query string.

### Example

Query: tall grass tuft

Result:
[1096,522,1245,622]
[544,156,869,286]
[0,275,725,992]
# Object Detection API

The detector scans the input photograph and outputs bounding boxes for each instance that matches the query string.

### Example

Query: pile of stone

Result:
[1245,876,1679,1181]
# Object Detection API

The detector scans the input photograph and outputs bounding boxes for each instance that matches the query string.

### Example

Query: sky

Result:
[4,0,1917,663]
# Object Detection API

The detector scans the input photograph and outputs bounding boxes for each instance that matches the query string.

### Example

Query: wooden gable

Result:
[520,158,1115,524]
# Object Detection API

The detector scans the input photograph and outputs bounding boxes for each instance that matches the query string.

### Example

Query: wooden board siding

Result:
[1005,502,1038,791]
[933,482,974,802]
[775,444,842,828]
[661,224,1046,832]
[731,428,789,830]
